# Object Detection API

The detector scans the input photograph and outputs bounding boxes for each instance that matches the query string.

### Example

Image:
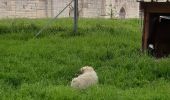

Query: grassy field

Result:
[0,18,170,100]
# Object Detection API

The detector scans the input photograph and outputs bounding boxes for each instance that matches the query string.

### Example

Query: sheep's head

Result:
[80,66,94,73]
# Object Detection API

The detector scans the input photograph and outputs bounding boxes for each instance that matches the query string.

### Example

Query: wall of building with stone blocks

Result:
[0,0,139,19]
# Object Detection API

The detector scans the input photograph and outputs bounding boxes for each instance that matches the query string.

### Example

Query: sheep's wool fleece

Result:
[71,67,98,89]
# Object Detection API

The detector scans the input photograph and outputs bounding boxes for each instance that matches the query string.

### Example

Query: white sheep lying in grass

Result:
[71,66,98,89]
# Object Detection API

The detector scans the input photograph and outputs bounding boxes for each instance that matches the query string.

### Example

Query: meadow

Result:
[0,18,170,100]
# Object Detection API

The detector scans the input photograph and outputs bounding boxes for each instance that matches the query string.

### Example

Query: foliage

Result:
[0,18,170,100]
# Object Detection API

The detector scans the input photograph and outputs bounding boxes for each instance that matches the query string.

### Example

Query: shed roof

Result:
[137,0,170,2]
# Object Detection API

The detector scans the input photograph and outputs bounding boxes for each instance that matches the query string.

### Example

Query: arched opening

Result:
[119,7,126,19]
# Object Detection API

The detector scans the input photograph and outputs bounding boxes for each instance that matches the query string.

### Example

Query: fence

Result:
[0,0,140,37]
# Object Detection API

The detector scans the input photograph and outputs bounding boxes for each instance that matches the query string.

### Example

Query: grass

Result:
[0,18,170,100]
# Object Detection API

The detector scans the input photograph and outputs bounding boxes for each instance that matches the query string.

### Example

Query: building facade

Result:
[0,0,139,18]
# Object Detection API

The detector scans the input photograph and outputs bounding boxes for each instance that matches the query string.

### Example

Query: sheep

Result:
[71,66,98,89]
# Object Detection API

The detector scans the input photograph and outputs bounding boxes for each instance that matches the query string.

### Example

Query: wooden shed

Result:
[138,0,170,57]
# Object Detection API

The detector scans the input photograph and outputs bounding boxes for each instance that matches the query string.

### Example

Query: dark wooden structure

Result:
[138,1,170,57]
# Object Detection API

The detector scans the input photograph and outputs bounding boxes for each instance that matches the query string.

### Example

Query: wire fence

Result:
[0,0,141,37]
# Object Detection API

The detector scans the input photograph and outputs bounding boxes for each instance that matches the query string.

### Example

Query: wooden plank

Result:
[137,0,169,2]
[142,10,150,50]
[141,2,170,13]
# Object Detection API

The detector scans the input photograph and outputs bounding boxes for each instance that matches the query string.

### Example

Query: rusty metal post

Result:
[74,0,78,33]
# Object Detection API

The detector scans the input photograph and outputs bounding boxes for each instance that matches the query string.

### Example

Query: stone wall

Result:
[0,0,139,19]
[105,0,139,18]
[78,0,106,18]
[52,0,70,18]
[0,0,52,18]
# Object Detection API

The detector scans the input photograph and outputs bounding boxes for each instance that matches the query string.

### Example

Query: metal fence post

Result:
[74,0,78,33]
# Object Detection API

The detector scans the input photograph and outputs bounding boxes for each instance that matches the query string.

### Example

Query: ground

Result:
[0,18,170,100]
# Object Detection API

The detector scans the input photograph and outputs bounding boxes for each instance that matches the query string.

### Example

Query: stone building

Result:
[0,0,139,18]
[0,0,53,18]
[69,0,139,18]
[111,0,139,18]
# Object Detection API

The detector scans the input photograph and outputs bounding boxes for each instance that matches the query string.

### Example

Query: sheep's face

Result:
[80,66,94,73]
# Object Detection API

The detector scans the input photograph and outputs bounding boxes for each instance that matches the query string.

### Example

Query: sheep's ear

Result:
[80,68,83,73]
[79,68,83,73]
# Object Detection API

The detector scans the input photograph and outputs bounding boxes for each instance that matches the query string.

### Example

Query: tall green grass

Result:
[0,18,170,100]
